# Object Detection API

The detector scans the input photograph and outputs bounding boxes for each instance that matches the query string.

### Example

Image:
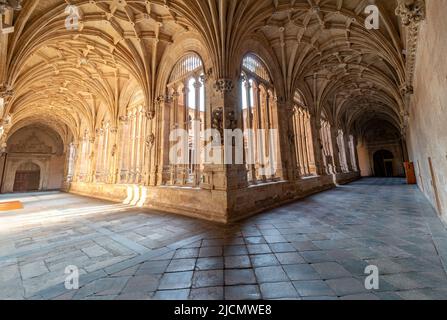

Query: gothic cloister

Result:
[0,0,446,300]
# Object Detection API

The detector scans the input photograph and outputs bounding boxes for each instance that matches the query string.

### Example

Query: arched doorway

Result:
[13,162,41,192]
[373,150,394,177]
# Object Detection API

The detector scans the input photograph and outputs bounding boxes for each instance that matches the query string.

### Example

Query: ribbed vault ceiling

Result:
[0,0,416,145]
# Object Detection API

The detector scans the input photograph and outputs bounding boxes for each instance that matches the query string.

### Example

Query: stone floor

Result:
[1,178,447,300]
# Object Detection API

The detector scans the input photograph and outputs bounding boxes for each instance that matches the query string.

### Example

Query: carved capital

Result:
[0,85,13,99]
[200,68,213,83]
[146,110,156,120]
[395,0,426,26]
[400,84,414,96]
[156,95,165,105]
[111,144,117,157]
[213,79,234,94]
[0,113,12,126]
[145,133,155,148]
[0,0,23,15]
[110,127,118,134]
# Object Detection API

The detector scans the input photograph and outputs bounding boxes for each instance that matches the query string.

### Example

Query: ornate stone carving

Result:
[396,0,426,98]
[400,84,414,96]
[225,111,237,130]
[213,79,234,94]
[0,142,6,155]
[200,68,213,84]
[212,107,224,141]
[0,0,22,15]
[145,133,155,148]
[395,0,426,26]
[0,113,11,126]
[146,110,155,120]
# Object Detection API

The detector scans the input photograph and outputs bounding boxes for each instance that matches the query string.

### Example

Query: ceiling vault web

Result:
[0,0,426,146]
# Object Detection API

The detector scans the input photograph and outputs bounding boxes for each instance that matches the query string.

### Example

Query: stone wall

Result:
[407,0,447,220]
[357,140,372,177]
[1,126,65,193]
[69,174,344,224]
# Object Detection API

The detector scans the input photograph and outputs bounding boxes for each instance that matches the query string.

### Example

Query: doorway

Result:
[13,162,41,193]
[373,150,394,177]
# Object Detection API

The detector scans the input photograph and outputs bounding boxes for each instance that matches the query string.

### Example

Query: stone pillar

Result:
[88,135,96,183]
[276,98,295,181]
[244,78,257,183]
[181,85,189,185]
[169,91,180,185]
[344,133,353,172]
[310,116,326,176]
[108,126,119,184]
[61,143,71,189]
[353,136,361,172]
[193,78,202,186]
[71,142,79,183]
[157,95,172,186]
[330,126,342,173]
[147,106,157,186]
[203,78,248,191]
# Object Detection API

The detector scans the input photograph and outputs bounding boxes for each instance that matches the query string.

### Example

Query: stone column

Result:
[203,78,248,191]
[88,135,96,183]
[310,116,326,176]
[353,135,361,172]
[147,106,157,186]
[108,126,119,184]
[193,78,202,186]
[170,91,180,185]
[330,126,342,174]
[284,103,299,181]
[157,95,172,186]
[344,133,353,172]
[244,78,257,183]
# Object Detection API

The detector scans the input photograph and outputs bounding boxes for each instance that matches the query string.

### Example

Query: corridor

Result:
[1,178,447,300]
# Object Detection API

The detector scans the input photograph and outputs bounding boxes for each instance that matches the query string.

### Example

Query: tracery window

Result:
[320,118,335,174]
[241,54,279,183]
[167,53,205,186]
[292,91,316,177]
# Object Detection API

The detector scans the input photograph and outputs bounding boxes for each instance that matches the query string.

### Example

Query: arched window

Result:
[292,90,316,177]
[167,53,205,186]
[240,54,279,183]
[320,116,335,174]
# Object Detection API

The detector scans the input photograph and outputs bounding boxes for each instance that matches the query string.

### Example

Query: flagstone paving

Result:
[1,178,447,300]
